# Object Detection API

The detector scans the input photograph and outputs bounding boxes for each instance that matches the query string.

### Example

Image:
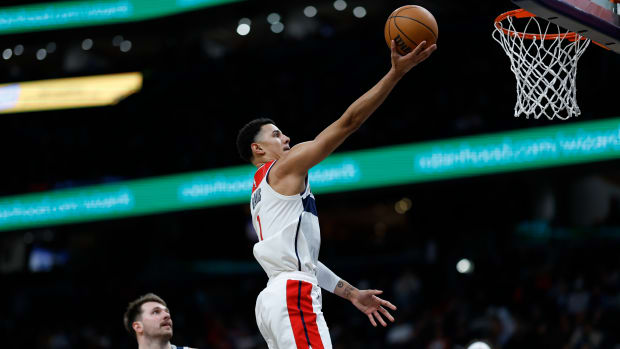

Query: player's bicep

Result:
[280,118,357,175]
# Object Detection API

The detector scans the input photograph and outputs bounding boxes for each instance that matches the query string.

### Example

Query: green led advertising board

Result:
[0,0,243,35]
[1,117,619,231]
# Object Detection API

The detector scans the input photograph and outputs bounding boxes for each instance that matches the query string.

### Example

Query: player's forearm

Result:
[317,261,341,293]
[334,279,359,301]
[340,68,403,131]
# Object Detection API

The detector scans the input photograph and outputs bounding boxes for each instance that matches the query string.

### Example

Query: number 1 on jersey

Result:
[257,215,263,241]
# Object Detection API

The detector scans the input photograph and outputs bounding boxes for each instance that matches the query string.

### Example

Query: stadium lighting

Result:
[467,341,491,349]
[237,17,251,36]
[267,13,281,24]
[456,259,474,274]
[304,6,317,17]
[353,6,367,18]
[36,48,47,60]
[113,35,124,47]
[81,38,93,50]
[120,40,132,52]
[271,22,284,34]
[14,44,24,56]
[333,0,347,11]
[394,198,412,214]
[237,23,250,36]
[46,42,56,53]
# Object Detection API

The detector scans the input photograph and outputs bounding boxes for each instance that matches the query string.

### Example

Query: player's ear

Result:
[133,321,143,334]
[251,143,265,156]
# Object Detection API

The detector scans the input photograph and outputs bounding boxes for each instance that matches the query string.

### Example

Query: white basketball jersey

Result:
[250,160,321,280]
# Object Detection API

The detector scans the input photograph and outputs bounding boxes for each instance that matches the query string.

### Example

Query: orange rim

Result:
[494,9,581,41]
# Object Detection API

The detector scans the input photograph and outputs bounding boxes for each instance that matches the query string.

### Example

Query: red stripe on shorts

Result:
[286,280,325,349]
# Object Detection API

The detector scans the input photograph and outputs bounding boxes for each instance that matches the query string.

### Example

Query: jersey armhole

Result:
[264,160,309,198]
[302,175,308,195]
[265,160,277,185]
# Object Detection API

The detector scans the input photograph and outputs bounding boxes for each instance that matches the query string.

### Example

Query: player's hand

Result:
[390,39,437,76]
[350,289,397,327]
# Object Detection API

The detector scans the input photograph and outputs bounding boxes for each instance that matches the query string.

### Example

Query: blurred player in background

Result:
[236,40,437,348]
[123,293,195,349]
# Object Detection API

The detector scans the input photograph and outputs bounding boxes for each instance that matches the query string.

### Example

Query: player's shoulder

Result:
[271,140,317,177]
[268,146,308,177]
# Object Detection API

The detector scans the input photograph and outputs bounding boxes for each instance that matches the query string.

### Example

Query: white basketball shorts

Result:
[255,271,332,349]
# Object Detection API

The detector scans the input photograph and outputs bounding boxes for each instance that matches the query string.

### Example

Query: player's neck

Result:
[255,157,277,168]
[138,336,172,349]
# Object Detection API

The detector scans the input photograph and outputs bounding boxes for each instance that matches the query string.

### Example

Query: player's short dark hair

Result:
[123,293,167,338]
[236,118,275,163]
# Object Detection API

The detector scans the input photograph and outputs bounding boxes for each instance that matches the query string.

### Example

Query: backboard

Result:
[512,0,620,53]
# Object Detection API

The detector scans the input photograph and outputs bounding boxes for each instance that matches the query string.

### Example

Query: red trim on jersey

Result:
[252,160,276,194]
[300,282,325,349]
[257,215,263,241]
[286,280,325,349]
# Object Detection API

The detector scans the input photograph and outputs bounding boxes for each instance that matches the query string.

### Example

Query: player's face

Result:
[256,123,291,159]
[137,302,173,340]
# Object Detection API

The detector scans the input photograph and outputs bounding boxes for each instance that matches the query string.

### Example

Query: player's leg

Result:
[282,279,333,349]
[256,289,279,349]
[312,286,333,349]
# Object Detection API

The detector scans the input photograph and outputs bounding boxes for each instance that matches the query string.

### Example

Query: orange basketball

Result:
[384,5,438,55]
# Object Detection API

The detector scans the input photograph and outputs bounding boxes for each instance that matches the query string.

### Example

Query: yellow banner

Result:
[0,72,142,114]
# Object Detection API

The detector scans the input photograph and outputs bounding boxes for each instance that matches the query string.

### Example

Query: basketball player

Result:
[236,40,436,349]
[123,293,195,349]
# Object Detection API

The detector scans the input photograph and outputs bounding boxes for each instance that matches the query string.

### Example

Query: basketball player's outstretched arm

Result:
[274,41,434,326]
[272,40,436,181]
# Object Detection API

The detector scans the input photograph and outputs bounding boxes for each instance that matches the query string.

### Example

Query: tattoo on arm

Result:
[344,285,354,299]
[336,279,356,300]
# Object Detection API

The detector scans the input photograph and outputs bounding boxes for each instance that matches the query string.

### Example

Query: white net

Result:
[493,11,590,120]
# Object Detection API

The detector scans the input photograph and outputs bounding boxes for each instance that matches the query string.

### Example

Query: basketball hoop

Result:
[493,9,590,120]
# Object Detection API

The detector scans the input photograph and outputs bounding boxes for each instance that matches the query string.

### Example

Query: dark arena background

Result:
[1,0,620,348]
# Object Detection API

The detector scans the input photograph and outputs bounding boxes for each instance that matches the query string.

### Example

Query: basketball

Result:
[384,5,438,55]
